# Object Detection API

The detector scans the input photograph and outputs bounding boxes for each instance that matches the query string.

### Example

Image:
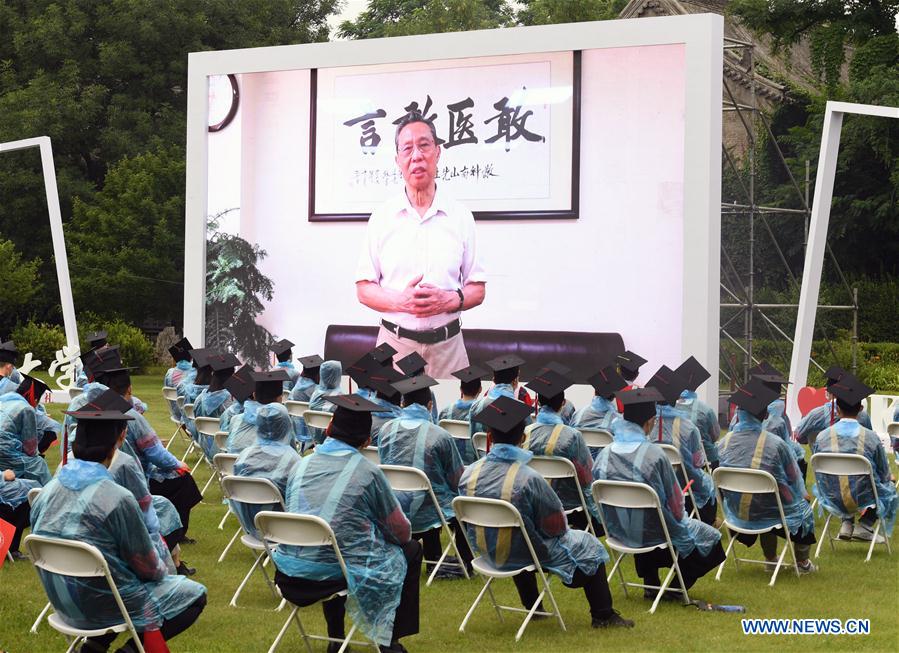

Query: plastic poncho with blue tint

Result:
[220,399,243,432]
[594,419,722,557]
[559,399,576,425]
[63,382,109,453]
[438,398,475,423]
[652,404,715,509]
[192,388,234,460]
[122,408,185,483]
[717,409,815,537]
[369,397,402,446]
[460,443,608,583]
[794,400,872,444]
[523,407,598,519]
[30,459,206,631]
[176,378,207,407]
[226,400,265,454]
[109,450,177,574]
[287,376,316,444]
[308,361,342,444]
[232,403,301,537]
[0,376,17,396]
[0,393,50,484]
[0,472,40,509]
[762,400,805,463]
[571,396,620,458]
[276,360,299,392]
[130,395,148,415]
[272,437,411,646]
[466,384,533,464]
[164,361,195,421]
[74,368,89,388]
[378,404,465,532]
[811,419,897,537]
[675,390,721,465]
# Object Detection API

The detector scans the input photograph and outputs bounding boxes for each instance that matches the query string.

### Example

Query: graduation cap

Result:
[485,354,525,373]
[728,378,779,417]
[270,339,294,357]
[366,369,404,401]
[586,365,627,397]
[328,394,383,442]
[645,365,683,406]
[346,354,381,387]
[298,354,324,370]
[676,356,711,392]
[208,351,241,372]
[525,369,573,400]
[252,368,290,397]
[828,373,873,408]
[0,340,18,364]
[537,361,571,378]
[396,352,427,377]
[188,348,217,369]
[224,364,255,402]
[370,343,397,366]
[617,386,665,425]
[174,337,193,352]
[86,330,108,350]
[616,350,647,374]
[63,409,134,422]
[749,360,789,387]
[392,374,438,397]
[473,395,532,434]
[65,391,134,445]
[824,365,846,388]
[82,388,135,414]
[16,375,48,407]
[81,346,123,377]
[451,364,490,383]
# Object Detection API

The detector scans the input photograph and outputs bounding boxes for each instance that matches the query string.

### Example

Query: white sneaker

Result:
[852,523,885,543]
[797,560,818,575]
[838,520,854,540]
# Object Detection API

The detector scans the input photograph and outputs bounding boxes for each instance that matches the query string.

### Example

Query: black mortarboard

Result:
[371,343,397,366]
[347,354,381,387]
[174,337,193,352]
[538,362,572,377]
[586,365,627,396]
[525,370,573,399]
[0,340,18,364]
[616,350,647,374]
[645,365,683,406]
[366,369,403,401]
[270,339,294,357]
[100,367,136,389]
[298,354,324,369]
[83,388,135,414]
[208,351,241,372]
[749,360,789,387]
[168,338,193,362]
[81,346,122,376]
[485,354,525,373]
[251,368,290,396]
[451,365,490,383]
[473,395,532,433]
[828,373,873,407]
[86,330,108,349]
[392,374,438,396]
[329,394,383,442]
[224,364,255,402]
[824,365,846,388]
[729,378,779,417]
[63,409,134,422]
[16,375,49,406]
[396,352,427,376]
[617,386,665,425]
[676,356,711,392]
[189,348,216,369]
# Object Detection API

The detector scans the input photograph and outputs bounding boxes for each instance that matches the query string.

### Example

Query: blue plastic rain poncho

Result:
[192,388,234,460]
[287,376,316,445]
[795,399,872,444]
[594,419,722,557]
[232,403,301,537]
[122,408,186,483]
[176,377,207,406]
[276,360,299,392]
[467,384,534,464]
[523,406,598,519]
[378,404,465,532]
[272,437,411,646]
[30,459,206,631]
[369,397,403,445]
[438,398,475,422]
[0,472,40,510]
[675,390,721,466]
[460,443,609,583]
[559,399,576,425]
[571,396,621,458]
[220,399,243,432]
[164,361,195,420]
[717,409,815,537]
[308,361,342,444]
[64,382,110,453]
[0,393,51,484]
[812,419,897,537]
[652,404,715,509]
[108,450,178,573]
[762,399,805,463]
[226,400,265,454]
[0,376,17,396]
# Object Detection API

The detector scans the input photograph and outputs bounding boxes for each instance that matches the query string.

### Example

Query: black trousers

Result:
[148,475,202,536]
[634,541,726,590]
[797,458,809,482]
[513,564,613,621]
[684,497,718,526]
[86,594,207,651]
[0,501,30,552]
[276,540,422,643]
[38,431,57,454]
[567,510,605,537]
[420,518,473,569]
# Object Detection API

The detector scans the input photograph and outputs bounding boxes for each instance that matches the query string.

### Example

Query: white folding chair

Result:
[162,387,191,452]
[179,402,199,464]
[591,479,690,613]
[810,452,893,562]
[254,511,379,653]
[528,456,595,535]
[22,488,55,633]
[214,454,244,562]
[361,446,380,464]
[221,476,286,608]
[281,391,289,403]
[888,422,899,488]
[579,427,614,453]
[452,496,565,641]
[713,467,800,586]
[380,464,470,586]
[193,416,222,494]
[284,400,311,418]
[67,387,83,400]
[302,409,333,430]
[24,534,146,653]
[439,419,476,460]
[214,431,230,453]
[658,444,700,520]
[471,432,488,459]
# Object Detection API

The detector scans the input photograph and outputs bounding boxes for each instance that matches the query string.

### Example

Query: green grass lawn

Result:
[2,373,897,652]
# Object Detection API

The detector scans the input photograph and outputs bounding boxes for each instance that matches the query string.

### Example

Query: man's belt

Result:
[381,319,461,344]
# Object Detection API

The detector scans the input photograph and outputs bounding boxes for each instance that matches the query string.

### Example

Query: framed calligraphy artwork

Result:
[309,51,581,221]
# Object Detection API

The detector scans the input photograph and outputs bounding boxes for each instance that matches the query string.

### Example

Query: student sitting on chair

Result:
[794,365,872,447]
[717,379,817,574]
[811,373,897,543]
[308,360,344,445]
[461,395,634,629]
[346,354,403,444]
[0,375,53,485]
[571,363,625,436]
[674,356,721,471]
[226,368,289,454]
[164,338,195,421]
[271,339,299,392]
[192,352,239,459]
[438,364,489,422]
[614,350,647,413]
[0,467,40,561]
[467,355,533,464]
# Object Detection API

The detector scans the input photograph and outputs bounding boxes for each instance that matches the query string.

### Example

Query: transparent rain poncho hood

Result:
[675,390,721,465]
[226,400,264,454]
[652,404,715,508]
[0,392,51,484]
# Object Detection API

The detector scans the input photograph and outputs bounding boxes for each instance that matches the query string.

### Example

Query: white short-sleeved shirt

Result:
[356,186,487,331]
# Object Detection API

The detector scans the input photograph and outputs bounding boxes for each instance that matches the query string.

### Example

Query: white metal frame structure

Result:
[527,455,595,535]
[788,101,899,425]
[184,15,724,409]
[657,443,700,520]
[0,137,78,349]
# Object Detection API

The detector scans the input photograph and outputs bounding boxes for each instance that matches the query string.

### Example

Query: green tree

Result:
[0,238,42,334]
[515,0,625,25]
[339,0,513,38]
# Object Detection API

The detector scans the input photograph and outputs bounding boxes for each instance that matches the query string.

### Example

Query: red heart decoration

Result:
[797,386,828,417]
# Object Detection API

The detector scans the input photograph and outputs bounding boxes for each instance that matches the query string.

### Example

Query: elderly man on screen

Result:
[356,114,487,380]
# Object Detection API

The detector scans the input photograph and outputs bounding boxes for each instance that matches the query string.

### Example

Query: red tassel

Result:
[143,629,171,653]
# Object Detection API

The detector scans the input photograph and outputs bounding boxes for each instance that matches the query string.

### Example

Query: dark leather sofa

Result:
[324,324,625,382]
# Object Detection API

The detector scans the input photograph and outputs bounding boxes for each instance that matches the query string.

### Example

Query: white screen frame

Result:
[184,14,723,406]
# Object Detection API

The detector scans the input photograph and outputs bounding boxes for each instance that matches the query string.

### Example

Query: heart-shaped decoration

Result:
[797,386,828,416]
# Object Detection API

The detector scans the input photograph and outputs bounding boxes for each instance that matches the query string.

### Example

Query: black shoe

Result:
[643,588,680,602]
[379,642,408,653]
[592,610,635,629]
[9,550,28,562]
[181,536,197,545]
[433,564,466,580]
[176,561,197,576]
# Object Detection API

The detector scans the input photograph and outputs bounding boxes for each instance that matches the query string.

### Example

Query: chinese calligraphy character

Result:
[445,98,478,149]
[48,345,80,391]
[344,109,387,153]
[484,90,545,151]
[393,96,445,145]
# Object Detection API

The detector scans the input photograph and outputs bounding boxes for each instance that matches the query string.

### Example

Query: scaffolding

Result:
[718,36,858,389]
